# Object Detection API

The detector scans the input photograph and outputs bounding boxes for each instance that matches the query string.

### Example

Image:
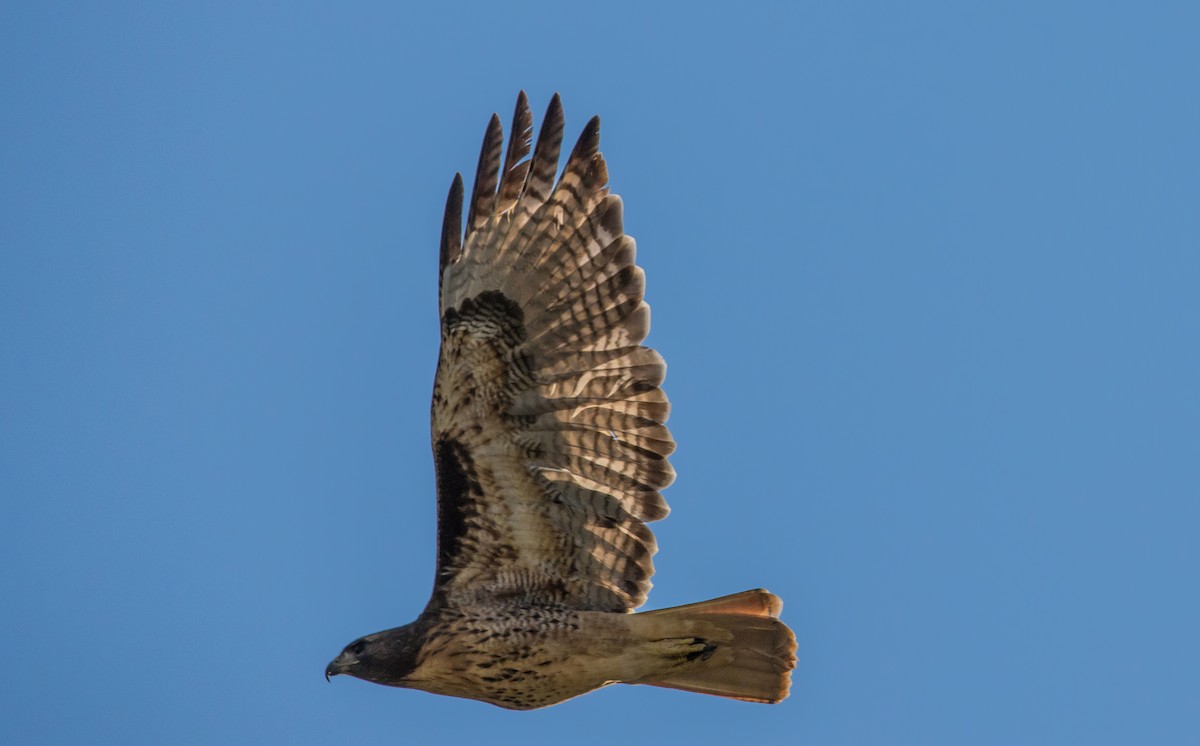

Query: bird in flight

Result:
[325,93,796,709]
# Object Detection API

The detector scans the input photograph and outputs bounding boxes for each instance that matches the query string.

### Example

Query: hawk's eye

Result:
[350,641,366,656]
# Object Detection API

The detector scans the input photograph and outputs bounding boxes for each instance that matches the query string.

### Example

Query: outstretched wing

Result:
[428,93,674,614]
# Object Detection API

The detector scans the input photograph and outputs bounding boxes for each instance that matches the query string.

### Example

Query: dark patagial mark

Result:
[433,436,483,577]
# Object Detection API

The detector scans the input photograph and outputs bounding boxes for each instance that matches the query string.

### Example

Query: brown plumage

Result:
[325,93,797,709]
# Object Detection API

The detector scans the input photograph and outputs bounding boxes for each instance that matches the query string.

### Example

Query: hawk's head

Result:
[326,623,422,687]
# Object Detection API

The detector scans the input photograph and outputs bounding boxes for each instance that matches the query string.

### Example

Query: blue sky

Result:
[2,2,1197,744]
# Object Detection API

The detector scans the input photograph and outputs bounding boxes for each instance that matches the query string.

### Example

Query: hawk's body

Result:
[326,94,796,709]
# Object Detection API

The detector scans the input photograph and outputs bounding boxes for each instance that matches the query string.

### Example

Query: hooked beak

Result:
[325,651,356,682]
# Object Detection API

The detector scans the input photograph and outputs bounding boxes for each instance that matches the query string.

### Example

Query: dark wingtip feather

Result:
[522,94,566,203]
[584,113,601,134]
[466,113,504,234]
[509,92,533,157]
[439,172,464,298]
[497,92,535,212]
[568,115,602,164]
[542,95,565,144]
[544,95,565,139]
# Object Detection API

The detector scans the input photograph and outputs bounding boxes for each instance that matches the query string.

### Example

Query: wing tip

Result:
[466,114,505,232]
[439,172,464,282]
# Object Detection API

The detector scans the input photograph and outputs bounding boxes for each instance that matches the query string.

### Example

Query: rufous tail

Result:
[633,589,797,703]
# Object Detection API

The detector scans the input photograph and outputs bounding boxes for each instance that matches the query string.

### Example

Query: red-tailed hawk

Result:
[326,93,797,709]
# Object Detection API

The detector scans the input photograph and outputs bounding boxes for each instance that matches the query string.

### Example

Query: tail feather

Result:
[633,589,797,704]
[641,588,784,619]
